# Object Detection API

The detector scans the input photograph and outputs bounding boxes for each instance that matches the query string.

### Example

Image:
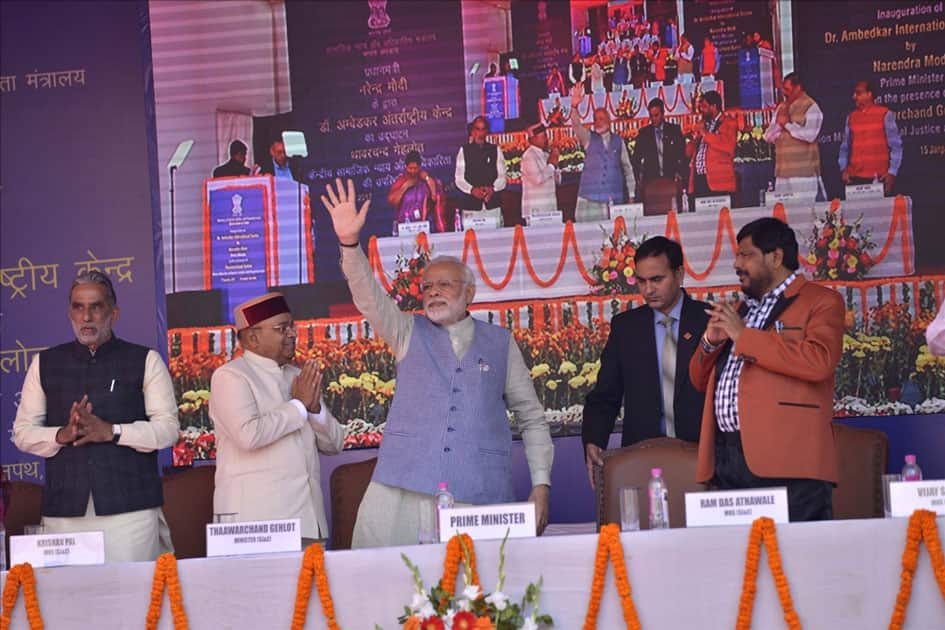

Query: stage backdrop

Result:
[1,0,165,484]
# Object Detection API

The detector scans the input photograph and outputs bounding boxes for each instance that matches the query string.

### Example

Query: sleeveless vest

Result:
[848,105,890,178]
[39,337,163,517]
[372,316,515,504]
[775,93,822,178]
[579,132,625,202]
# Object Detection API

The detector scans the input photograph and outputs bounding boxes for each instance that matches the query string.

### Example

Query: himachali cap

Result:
[529,123,547,137]
[233,292,290,330]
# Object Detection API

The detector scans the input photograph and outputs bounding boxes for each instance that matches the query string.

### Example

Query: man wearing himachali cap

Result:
[209,292,344,544]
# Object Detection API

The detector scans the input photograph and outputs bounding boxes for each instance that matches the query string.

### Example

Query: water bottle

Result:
[434,482,455,539]
[901,454,923,481]
[647,468,670,529]
[454,210,463,232]
[681,190,689,213]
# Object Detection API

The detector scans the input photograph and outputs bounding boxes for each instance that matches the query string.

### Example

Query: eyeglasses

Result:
[420,279,466,293]
[251,321,297,335]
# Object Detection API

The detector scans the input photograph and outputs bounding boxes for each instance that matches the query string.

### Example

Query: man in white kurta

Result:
[520,124,561,222]
[210,293,344,543]
[764,72,826,201]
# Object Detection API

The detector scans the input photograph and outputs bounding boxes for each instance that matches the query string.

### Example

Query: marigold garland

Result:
[735,517,801,630]
[0,562,43,630]
[888,509,945,630]
[291,543,341,630]
[145,553,189,630]
[438,533,481,596]
[582,523,641,630]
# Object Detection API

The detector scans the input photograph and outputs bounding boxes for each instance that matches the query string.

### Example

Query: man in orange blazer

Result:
[689,218,844,521]
[686,90,737,211]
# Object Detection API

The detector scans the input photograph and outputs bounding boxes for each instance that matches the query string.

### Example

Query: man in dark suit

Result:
[631,98,686,208]
[212,140,250,178]
[259,138,303,182]
[582,236,709,488]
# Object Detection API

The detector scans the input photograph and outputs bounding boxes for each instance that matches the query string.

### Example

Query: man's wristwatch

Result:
[112,424,122,444]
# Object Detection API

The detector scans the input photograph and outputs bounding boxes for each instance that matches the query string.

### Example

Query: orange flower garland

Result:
[582,523,641,630]
[735,517,801,630]
[888,509,945,630]
[0,562,43,630]
[145,553,189,630]
[291,543,341,630]
[439,533,481,595]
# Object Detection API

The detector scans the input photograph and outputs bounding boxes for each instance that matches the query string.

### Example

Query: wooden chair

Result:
[329,458,377,550]
[161,465,215,559]
[832,423,889,519]
[594,437,705,529]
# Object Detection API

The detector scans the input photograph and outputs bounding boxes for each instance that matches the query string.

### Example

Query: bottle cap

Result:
[437,482,449,491]
[651,468,662,477]
[904,454,916,464]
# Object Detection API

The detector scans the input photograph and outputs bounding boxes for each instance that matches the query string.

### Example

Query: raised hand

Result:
[320,178,371,246]
[570,83,583,108]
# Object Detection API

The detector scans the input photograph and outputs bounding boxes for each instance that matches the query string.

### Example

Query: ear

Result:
[770,247,785,269]
[464,283,476,306]
[111,305,120,325]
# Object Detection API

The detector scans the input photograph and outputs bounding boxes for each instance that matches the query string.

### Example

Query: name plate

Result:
[765,190,800,205]
[609,203,644,220]
[527,211,560,226]
[11,531,105,568]
[694,195,731,213]
[438,502,536,541]
[889,480,945,517]
[462,209,501,230]
[206,518,301,557]
[685,487,789,527]
[397,220,430,237]
[845,183,885,201]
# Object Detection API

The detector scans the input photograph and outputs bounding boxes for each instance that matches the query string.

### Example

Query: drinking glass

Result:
[882,474,902,518]
[619,486,641,531]
[418,499,438,544]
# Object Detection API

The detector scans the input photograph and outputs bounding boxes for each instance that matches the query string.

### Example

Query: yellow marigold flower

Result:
[568,375,587,388]
[558,361,577,375]
[828,268,838,279]
[829,239,840,249]
[806,253,817,264]
[546,380,559,391]
[530,363,551,378]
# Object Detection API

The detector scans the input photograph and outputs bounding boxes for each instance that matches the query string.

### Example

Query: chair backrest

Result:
[643,177,677,216]
[329,457,377,550]
[3,480,44,568]
[832,423,889,519]
[161,465,216,559]
[595,438,704,529]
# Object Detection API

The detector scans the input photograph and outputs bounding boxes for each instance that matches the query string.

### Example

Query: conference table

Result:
[3,516,943,628]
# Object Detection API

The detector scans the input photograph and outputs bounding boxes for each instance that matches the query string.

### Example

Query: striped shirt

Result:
[714,272,797,432]
[695,114,722,175]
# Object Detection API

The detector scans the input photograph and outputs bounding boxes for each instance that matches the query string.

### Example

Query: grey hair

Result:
[428,255,475,287]
[71,270,117,306]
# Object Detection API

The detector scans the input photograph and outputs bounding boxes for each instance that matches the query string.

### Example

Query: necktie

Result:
[660,315,677,438]
[655,125,663,176]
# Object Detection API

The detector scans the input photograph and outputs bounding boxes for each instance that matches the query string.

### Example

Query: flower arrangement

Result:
[914,345,945,400]
[734,126,772,163]
[500,139,528,183]
[888,509,945,630]
[618,127,639,159]
[804,206,876,281]
[389,246,432,311]
[1,562,43,630]
[146,553,189,630]
[172,426,215,466]
[589,223,645,296]
[551,135,584,174]
[393,533,553,630]
[614,93,637,119]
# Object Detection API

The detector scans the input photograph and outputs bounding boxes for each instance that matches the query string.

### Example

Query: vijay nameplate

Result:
[397,221,430,237]
[685,487,789,527]
[438,502,536,542]
[889,480,945,517]
[11,531,105,568]
[206,518,301,557]
[694,195,732,213]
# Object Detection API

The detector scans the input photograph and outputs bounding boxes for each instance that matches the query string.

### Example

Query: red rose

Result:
[847,238,857,248]
[859,253,872,264]
[822,227,833,237]
[827,258,836,268]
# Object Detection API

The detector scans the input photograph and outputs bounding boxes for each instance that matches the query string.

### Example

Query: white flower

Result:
[486,591,509,611]
[522,619,539,630]
[442,610,456,626]
[462,584,482,601]
[418,602,436,619]
[457,598,473,612]
[410,592,429,612]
